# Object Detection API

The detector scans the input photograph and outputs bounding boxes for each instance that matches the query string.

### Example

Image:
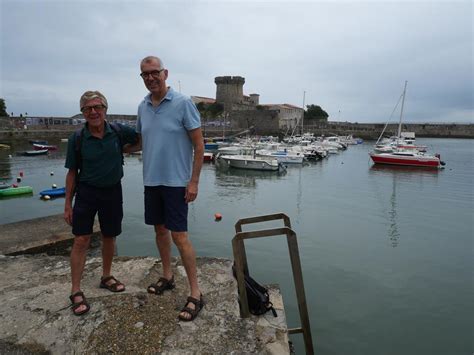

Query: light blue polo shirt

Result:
[136,88,201,187]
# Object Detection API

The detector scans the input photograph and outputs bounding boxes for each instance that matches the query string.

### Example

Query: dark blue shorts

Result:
[72,182,123,237]
[144,186,188,232]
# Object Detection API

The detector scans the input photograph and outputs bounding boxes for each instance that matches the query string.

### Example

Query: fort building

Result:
[192,76,304,135]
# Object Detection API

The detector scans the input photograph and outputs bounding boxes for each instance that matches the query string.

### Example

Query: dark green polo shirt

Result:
[65,122,137,187]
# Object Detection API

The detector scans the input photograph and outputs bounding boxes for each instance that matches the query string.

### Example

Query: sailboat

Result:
[369,81,445,169]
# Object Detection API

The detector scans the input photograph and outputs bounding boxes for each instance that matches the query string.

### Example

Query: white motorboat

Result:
[218,154,285,171]
[256,149,305,164]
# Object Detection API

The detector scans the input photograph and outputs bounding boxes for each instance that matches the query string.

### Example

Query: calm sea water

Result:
[0,138,472,355]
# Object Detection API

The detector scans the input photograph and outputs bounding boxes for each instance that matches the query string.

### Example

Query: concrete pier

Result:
[0,216,290,354]
[0,214,100,256]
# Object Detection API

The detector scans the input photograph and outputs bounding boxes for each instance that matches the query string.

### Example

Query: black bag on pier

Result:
[232,264,277,317]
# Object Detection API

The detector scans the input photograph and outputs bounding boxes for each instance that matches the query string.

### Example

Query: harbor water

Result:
[0,138,472,355]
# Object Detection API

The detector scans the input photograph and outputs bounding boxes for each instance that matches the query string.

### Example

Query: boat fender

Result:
[16,177,22,182]
[43,195,51,200]
[214,213,222,221]
[52,184,57,189]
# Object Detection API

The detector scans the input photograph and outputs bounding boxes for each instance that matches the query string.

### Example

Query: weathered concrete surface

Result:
[0,214,100,256]
[0,255,290,354]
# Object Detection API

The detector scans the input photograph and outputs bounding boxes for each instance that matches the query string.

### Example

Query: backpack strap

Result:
[74,127,84,183]
[109,122,124,166]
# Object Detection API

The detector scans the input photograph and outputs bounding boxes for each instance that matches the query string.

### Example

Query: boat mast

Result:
[301,90,306,134]
[398,80,408,138]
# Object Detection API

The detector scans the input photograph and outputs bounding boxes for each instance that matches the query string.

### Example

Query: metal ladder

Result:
[232,212,314,354]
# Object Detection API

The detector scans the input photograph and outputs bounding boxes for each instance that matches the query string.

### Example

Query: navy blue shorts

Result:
[144,186,188,232]
[72,182,123,237]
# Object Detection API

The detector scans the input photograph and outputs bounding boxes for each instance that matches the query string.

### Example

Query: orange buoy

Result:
[214,213,222,221]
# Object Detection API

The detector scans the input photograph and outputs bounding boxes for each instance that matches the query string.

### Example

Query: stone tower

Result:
[215,76,245,107]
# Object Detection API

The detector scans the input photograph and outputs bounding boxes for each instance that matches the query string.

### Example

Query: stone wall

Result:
[303,121,474,139]
[230,109,280,135]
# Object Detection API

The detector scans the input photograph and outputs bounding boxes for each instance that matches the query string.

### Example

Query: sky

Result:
[0,0,472,123]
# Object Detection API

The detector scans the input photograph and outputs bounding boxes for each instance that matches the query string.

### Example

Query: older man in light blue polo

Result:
[125,56,205,321]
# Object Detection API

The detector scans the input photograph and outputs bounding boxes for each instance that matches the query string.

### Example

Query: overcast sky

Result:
[1,0,472,123]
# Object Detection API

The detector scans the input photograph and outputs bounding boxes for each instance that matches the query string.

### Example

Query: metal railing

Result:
[232,212,314,354]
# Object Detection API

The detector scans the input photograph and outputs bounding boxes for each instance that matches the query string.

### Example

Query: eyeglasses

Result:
[81,105,106,114]
[140,69,164,79]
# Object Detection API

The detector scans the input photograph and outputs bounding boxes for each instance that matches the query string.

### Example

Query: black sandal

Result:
[100,275,125,292]
[69,291,90,316]
[178,294,204,322]
[147,276,175,295]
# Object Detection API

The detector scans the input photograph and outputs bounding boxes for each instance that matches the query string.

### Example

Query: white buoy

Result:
[8,155,12,158]
[43,195,51,200]
[16,176,22,182]
[52,183,57,189]
[50,171,54,176]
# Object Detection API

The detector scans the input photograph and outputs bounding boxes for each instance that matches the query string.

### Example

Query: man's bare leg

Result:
[70,235,91,313]
[172,231,201,320]
[101,235,124,291]
[147,225,173,294]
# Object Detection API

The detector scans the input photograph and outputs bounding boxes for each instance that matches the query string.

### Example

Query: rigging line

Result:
[375,93,404,145]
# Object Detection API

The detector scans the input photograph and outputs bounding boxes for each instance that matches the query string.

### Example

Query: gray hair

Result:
[80,91,108,110]
[140,56,164,69]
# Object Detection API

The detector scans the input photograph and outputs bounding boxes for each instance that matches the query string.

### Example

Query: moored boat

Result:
[22,149,48,156]
[369,150,445,169]
[256,149,305,164]
[203,152,214,162]
[33,143,58,151]
[0,182,11,189]
[39,187,66,197]
[29,140,48,145]
[219,154,284,171]
[0,186,33,197]
[370,81,445,169]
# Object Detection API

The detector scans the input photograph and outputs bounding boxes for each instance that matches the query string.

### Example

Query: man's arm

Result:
[64,169,76,225]
[123,134,142,153]
[185,127,204,203]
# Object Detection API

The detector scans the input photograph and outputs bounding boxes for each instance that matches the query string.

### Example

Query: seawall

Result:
[1,121,472,142]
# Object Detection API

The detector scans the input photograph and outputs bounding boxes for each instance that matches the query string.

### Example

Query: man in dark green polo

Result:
[64,90,137,316]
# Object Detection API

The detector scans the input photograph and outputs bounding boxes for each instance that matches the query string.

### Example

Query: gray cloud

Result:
[1,0,472,123]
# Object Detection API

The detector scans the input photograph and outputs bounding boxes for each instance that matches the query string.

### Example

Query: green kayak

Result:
[0,186,33,197]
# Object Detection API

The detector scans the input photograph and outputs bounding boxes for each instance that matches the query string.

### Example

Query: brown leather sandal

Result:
[147,276,175,295]
[178,294,204,322]
[69,291,90,316]
[100,275,125,292]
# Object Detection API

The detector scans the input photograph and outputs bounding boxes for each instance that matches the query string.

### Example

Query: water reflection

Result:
[214,160,284,189]
[388,178,399,247]
[369,164,440,177]
[369,165,440,247]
